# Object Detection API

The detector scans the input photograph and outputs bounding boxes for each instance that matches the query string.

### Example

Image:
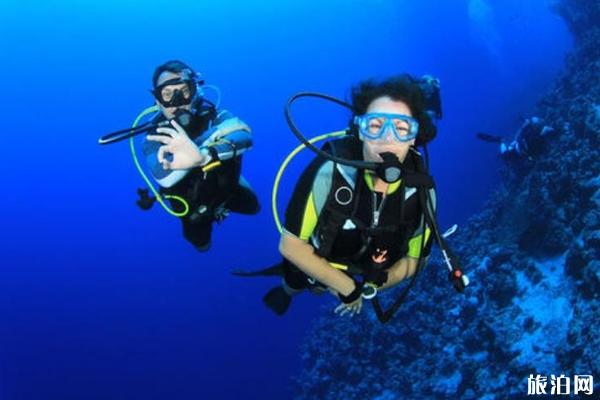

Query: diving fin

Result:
[442,224,458,238]
[263,286,292,316]
[136,188,156,210]
[231,263,284,278]
[476,132,503,143]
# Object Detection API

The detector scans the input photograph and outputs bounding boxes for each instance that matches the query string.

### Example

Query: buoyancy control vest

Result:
[309,137,435,273]
[160,105,243,221]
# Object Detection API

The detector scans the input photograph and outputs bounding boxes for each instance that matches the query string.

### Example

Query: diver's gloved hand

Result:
[147,120,211,170]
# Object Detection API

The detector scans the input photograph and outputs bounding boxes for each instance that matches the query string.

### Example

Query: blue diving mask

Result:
[354,112,419,142]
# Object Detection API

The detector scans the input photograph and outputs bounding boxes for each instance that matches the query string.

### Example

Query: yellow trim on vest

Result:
[364,171,402,194]
[299,192,319,241]
[328,262,348,271]
[202,160,222,172]
[407,227,432,258]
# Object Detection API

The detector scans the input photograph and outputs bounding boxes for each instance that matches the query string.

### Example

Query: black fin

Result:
[231,263,284,278]
[263,286,292,316]
[476,132,503,143]
[136,188,156,210]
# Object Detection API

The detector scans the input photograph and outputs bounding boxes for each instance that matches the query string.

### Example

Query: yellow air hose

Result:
[129,105,189,217]
[271,130,347,233]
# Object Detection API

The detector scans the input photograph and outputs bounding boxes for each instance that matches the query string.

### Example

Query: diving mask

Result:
[152,77,198,108]
[354,112,419,142]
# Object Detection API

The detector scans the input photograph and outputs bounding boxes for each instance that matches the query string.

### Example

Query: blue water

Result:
[0,0,571,398]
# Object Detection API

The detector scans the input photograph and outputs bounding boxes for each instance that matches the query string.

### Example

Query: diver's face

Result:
[155,71,193,119]
[361,96,416,163]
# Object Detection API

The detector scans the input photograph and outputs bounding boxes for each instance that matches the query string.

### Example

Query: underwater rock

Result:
[518,216,571,256]
[432,371,462,396]
[582,209,600,229]
[565,238,589,279]
[553,0,600,40]
[522,259,544,286]
[371,390,399,400]
[585,229,600,250]
[582,260,600,298]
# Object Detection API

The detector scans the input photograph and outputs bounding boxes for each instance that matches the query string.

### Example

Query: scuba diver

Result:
[477,116,555,162]
[100,60,260,251]
[234,74,467,322]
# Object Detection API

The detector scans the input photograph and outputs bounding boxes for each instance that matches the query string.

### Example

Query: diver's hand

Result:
[147,120,211,170]
[334,278,363,317]
[334,297,363,317]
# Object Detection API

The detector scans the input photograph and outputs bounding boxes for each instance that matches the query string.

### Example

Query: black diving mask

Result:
[152,77,198,108]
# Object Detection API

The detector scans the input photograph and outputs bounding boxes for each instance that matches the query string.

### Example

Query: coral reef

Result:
[293,0,599,398]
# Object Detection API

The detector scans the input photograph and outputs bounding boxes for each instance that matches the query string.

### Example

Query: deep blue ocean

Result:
[0,1,572,399]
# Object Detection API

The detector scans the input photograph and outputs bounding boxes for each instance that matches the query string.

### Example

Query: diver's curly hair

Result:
[350,74,437,146]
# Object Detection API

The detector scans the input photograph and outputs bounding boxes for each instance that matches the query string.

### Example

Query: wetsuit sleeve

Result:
[142,133,188,188]
[407,188,436,258]
[198,110,253,162]
[142,110,252,187]
[283,158,331,241]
